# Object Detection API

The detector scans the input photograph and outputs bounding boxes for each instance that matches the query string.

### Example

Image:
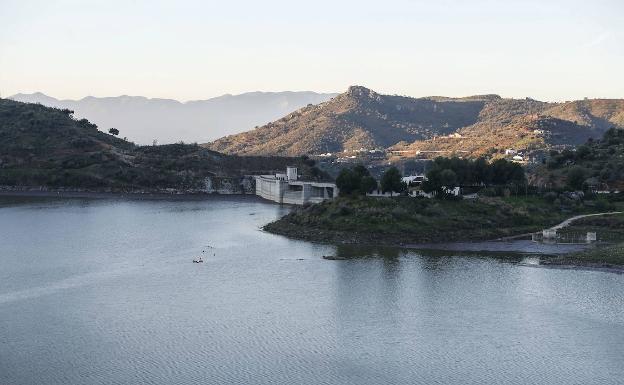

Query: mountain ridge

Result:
[207,85,492,156]
[207,86,624,158]
[8,91,338,145]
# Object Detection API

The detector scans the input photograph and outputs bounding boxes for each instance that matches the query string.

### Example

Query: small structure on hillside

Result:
[254,167,338,205]
[402,174,427,186]
[543,229,557,239]
[533,229,598,244]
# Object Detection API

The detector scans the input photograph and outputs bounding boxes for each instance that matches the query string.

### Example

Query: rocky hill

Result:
[207,86,624,158]
[397,98,618,158]
[0,99,325,192]
[207,86,495,156]
[9,91,337,145]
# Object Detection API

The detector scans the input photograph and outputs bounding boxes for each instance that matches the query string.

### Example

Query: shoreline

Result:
[0,188,260,201]
[264,226,624,273]
[4,189,622,273]
[262,196,624,273]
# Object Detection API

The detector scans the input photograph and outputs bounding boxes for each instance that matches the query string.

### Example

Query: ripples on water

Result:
[0,196,622,385]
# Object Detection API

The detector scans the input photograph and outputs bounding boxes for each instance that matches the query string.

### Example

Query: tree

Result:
[473,157,492,185]
[108,127,119,136]
[439,169,458,189]
[423,156,525,197]
[576,145,591,159]
[380,167,405,195]
[422,168,457,197]
[336,169,357,195]
[360,175,378,194]
[567,166,586,190]
[336,165,377,196]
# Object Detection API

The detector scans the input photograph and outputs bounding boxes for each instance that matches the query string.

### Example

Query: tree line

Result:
[421,157,525,195]
[336,165,405,196]
[336,157,526,198]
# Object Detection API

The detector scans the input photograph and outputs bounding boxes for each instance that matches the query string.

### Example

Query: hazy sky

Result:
[1,0,622,101]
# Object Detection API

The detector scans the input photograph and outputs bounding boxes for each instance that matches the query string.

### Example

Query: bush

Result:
[543,191,558,203]
[595,199,615,211]
[480,187,498,197]
[566,166,586,190]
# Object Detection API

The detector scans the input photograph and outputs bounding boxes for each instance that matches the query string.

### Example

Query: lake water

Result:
[1,196,623,385]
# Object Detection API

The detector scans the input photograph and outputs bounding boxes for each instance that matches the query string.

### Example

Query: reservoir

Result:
[1,196,622,385]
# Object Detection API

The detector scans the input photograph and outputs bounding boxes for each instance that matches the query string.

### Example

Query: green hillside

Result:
[533,128,624,190]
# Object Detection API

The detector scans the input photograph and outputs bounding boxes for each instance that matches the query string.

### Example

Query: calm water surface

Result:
[0,196,622,385]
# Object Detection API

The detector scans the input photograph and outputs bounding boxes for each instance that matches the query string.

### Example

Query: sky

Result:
[1,0,623,101]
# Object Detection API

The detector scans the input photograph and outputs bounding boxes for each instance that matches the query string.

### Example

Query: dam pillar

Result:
[302,184,312,204]
[275,180,285,204]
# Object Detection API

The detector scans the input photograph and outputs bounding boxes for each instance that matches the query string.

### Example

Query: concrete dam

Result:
[254,167,338,205]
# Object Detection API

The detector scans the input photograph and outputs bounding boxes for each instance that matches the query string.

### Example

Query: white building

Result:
[254,166,338,205]
[402,174,427,186]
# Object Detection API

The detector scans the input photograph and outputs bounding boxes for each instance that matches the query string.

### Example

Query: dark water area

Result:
[1,196,622,385]
[410,239,590,254]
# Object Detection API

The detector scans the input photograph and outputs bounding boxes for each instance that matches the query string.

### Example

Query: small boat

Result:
[322,255,347,260]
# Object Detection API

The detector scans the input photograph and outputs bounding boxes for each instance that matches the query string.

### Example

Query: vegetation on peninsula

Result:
[264,194,619,247]
[265,132,624,269]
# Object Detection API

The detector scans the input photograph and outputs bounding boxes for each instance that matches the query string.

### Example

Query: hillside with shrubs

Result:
[207,86,494,156]
[534,127,624,191]
[208,86,624,158]
[0,99,325,191]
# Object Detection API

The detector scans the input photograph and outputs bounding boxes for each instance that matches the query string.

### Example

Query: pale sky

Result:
[1,0,623,101]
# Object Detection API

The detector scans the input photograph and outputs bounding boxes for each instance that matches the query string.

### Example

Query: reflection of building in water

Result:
[254,166,338,205]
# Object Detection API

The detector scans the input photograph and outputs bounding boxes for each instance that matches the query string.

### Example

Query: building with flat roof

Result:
[254,166,338,205]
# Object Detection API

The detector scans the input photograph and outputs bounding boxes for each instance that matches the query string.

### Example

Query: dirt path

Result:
[495,211,623,241]
[547,211,623,231]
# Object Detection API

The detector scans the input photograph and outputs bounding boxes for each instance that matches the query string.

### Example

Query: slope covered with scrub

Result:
[207,86,624,158]
[0,99,325,190]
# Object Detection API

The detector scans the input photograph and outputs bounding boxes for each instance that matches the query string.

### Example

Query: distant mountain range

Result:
[207,86,624,157]
[8,91,337,145]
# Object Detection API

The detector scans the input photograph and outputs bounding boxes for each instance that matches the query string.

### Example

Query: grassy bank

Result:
[543,242,624,268]
[264,195,615,245]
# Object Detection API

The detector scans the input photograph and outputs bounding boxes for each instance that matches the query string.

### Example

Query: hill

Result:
[207,86,624,158]
[395,98,619,159]
[0,99,326,192]
[207,86,495,156]
[532,127,624,191]
[8,91,337,145]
